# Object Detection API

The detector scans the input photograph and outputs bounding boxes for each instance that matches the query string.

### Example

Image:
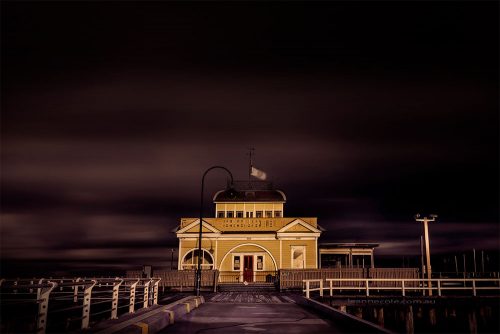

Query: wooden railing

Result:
[218,271,278,283]
[127,270,218,291]
[279,268,419,290]
[127,268,422,291]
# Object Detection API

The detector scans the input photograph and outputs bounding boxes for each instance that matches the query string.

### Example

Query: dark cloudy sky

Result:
[1,1,498,274]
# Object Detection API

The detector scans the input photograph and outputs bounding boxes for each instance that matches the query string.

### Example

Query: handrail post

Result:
[329,280,333,296]
[129,279,139,313]
[111,279,123,319]
[143,279,151,308]
[365,279,370,296]
[153,278,161,305]
[319,279,324,297]
[437,280,441,296]
[305,281,310,299]
[81,280,96,330]
[36,281,56,334]
[472,279,476,296]
[402,280,405,297]
[73,278,81,303]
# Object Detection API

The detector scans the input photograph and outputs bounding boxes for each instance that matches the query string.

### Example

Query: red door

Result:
[243,256,254,282]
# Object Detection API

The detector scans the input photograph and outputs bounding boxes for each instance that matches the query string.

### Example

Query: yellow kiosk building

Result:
[176,181,322,282]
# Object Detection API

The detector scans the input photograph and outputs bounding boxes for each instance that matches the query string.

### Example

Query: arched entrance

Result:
[219,243,278,283]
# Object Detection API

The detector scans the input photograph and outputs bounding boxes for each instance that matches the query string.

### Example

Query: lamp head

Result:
[414,213,421,219]
[430,214,438,219]
[226,186,238,199]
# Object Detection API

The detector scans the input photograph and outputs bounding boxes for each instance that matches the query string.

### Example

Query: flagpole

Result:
[248,148,254,182]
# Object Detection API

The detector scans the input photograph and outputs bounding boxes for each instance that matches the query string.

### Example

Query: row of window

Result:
[217,210,282,218]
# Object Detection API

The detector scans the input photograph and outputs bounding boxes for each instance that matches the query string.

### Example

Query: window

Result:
[233,256,241,270]
[255,211,263,218]
[274,211,282,217]
[265,211,273,218]
[236,211,244,218]
[246,212,253,218]
[181,249,214,270]
[256,255,263,270]
[217,211,225,218]
[226,211,234,218]
[291,246,305,269]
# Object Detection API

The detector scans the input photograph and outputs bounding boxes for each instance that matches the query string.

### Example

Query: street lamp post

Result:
[415,214,437,296]
[195,166,234,296]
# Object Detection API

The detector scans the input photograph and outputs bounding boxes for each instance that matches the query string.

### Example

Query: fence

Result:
[302,278,500,298]
[279,268,419,290]
[218,271,278,283]
[0,277,160,334]
[127,270,218,292]
[125,268,420,291]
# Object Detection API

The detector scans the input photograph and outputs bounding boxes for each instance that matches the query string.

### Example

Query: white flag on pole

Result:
[251,166,267,180]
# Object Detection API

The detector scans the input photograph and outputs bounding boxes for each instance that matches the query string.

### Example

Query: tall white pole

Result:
[415,214,437,296]
[423,218,432,296]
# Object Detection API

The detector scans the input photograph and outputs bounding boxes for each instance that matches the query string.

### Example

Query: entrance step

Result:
[218,283,277,292]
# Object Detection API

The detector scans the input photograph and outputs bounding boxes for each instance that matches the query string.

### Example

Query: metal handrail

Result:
[0,277,162,334]
[302,278,500,298]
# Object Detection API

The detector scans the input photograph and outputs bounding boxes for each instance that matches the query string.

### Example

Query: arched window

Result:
[181,249,214,270]
[292,246,305,269]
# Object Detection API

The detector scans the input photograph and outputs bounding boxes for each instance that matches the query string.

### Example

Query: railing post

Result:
[36,281,56,334]
[143,279,151,308]
[365,279,370,296]
[81,280,96,330]
[329,280,333,296]
[472,279,476,296]
[305,281,310,299]
[402,280,405,297]
[320,279,324,297]
[437,280,441,296]
[73,278,81,303]
[129,280,139,313]
[111,279,123,319]
[153,278,161,305]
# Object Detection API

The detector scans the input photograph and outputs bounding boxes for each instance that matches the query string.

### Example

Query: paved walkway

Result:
[160,293,343,333]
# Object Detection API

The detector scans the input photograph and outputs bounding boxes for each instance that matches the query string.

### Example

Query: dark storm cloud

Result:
[1,2,498,271]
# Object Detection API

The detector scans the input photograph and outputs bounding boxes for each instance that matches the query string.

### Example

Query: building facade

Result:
[176,181,322,282]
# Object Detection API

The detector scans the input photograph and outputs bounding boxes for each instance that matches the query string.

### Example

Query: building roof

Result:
[213,181,286,202]
[213,189,286,202]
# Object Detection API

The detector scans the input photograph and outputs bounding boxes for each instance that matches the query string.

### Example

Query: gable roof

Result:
[176,219,221,234]
[277,218,321,233]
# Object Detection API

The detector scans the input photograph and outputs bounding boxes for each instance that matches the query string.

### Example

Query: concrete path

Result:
[159,293,343,333]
